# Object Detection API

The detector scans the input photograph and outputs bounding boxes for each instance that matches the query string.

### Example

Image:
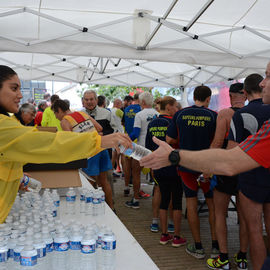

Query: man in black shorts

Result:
[206,83,248,270]
[227,74,270,270]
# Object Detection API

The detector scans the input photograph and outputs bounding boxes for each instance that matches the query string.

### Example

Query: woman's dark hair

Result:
[50,94,60,104]
[51,99,70,113]
[0,65,17,89]
[0,65,17,116]
[98,95,106,107]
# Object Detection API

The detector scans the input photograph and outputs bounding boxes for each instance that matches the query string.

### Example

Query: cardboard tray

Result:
[27,170,82,189]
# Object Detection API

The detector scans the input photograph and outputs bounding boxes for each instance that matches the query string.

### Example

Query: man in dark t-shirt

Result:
[227,74,270,270]
[167,86,218,259]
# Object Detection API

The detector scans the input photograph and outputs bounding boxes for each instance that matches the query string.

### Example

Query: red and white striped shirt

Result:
[240,120,270,168]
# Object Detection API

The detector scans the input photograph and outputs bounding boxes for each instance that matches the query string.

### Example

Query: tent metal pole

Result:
[100,59,109,74]
[184,70,201,88]
[189,64,227,80]
[204,67,224,84]
[244,26,270,42]
[150,27,243,49]
[233,68,248,80]
[86,29,136,48]
[25,8,84,31]
[125,59,169,78]
[144,13,242,58]
[200,26,244,38]
[0,8,25,17]
[29,31,80,46]
[142,0,179,49]
[0,34,28,46]
[149,37,190,49]
[243,48,270,58]
[184,0,214,31]
[89,16,134,31]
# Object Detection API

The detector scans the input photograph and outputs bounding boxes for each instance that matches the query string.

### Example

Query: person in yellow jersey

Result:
[0,65,132,223]
[41,94,62,131]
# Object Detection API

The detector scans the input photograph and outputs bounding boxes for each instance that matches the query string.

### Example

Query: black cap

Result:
[229,83,244,93]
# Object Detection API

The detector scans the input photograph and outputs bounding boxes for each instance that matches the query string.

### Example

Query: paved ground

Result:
[112,173,252,270]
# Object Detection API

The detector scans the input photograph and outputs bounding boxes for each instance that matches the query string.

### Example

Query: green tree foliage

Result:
[77,84,155,102]
[165,87,182,97]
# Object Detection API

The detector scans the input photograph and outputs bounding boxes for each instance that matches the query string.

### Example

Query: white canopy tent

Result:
[0,0,269,88]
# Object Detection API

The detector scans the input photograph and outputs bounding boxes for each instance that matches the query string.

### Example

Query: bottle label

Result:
[102,240,116,250]
[92,198,99,205]
[46,243,54,252]
[81,244,96,254]
[0,251,7,262]
[8,249,14,258]
[86,197,92,203]
[70,241,81,250]
[54,242,69,251]
[21,175,30,186]
[14,252,20,262]
[52,210,57,217]
[66,195,76,202]
[80,194,85,201]
[97,236,102,247]
[37,247,46,258]
[20,255,37,266]
[54,200,60,207]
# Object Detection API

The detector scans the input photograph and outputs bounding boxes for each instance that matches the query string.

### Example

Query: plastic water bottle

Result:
[69,228,82,270]
[14,237,26,262]
[53,232,69,269]
[66,187,76,215]
[79,188,87,213]
[85,190,93,216]
[7,234,17,259]
[0,237,8,269]
[20,175,42,192]
[98,187,105,215]
[42,229,53,253]
[100,230,116,270]
[80,233,96,270]
[119,142,152,161]
[92,190,101,216]
[52,189,60,216]
[20,242,38,267]
[33,234,46,259]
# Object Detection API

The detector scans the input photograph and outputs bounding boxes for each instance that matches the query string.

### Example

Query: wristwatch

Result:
[168,149,180,166]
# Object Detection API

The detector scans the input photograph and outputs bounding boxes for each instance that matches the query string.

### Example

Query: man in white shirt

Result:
[125,92,159,209]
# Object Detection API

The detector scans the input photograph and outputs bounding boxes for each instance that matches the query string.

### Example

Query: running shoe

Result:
[186,243,205,259]
[233,253,248,270]
[150,223,159,233]
[159,234,173,245]
[172,236,187,247]
[125,198,140,209]
[211,247,220,258]
[167,223,175,233]
[112,172,120,178]
[207,256,231,269]
[139,190,151,198]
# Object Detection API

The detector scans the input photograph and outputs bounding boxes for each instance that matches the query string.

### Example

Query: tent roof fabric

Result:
[0,0,269,87]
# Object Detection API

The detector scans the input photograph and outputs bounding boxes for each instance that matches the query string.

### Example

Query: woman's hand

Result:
[101,133,132,152]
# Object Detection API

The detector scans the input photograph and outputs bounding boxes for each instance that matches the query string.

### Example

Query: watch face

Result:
[169,150,179,165]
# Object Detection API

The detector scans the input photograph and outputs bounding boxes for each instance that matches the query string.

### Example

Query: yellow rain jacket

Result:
[0,114,103,223]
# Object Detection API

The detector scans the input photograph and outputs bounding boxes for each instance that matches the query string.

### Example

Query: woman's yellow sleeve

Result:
[0,115,103,164]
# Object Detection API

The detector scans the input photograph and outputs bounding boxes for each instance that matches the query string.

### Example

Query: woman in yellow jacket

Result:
[0,65,131,223]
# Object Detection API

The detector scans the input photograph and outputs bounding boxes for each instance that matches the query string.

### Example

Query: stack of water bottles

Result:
[0,187,116,270]
[75,187,105,217]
